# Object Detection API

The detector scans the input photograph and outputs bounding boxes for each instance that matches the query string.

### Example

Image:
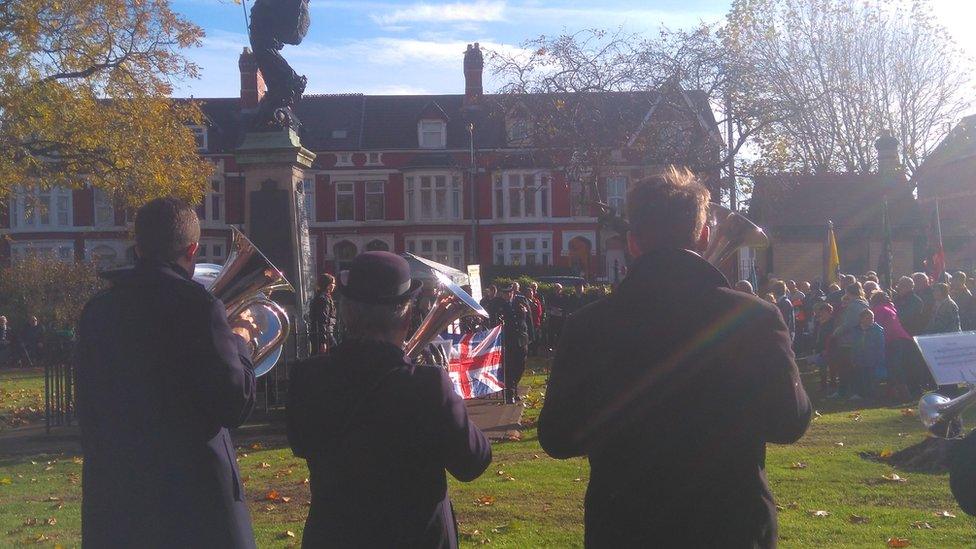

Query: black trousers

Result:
[505,344,527,397]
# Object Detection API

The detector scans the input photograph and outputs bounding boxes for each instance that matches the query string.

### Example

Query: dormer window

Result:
[507,117,530,145]
[419,120,446,149]
[332,129,348,139]
[190,125,208,151]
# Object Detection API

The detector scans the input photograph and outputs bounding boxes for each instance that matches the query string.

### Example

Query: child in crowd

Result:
[851,309,885,401]
[811,303,836,391]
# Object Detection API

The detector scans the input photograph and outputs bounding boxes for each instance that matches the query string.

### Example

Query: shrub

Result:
[0,257,105,331]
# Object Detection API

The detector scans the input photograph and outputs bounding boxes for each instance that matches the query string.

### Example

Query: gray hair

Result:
[339,298,412,340]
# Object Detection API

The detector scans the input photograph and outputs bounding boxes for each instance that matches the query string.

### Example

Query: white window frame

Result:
[335,182,356,221]
[493,171,551,220]
[367,152,383,165]
[493,232,553,267]
[8,186,73,231]
[418,119,447,149]
[196,237,228,265]
[405,173,461,221]
[190,125,208,151]
[326,234,395,260]
[606,175,628,216]
[93,189,116,228]
[405,235,465,270]
[10,240,75,263]
[302,178,316,223]
[199,179,225,226]
[507,116,530,144]
[335,153,353,166]
[365,181,385,221]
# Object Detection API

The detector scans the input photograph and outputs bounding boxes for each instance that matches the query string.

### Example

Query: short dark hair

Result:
[626,167,709,251]
[319,273,336,289]
[135,197,200,262]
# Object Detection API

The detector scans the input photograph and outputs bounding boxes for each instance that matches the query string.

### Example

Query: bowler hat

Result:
[338,252,423,304]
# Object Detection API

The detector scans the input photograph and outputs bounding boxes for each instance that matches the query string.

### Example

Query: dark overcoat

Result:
[287,340,492,548]
[539,249,812,548]
[75,260,257,549]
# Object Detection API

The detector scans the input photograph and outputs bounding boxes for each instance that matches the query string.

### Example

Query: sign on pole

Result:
[467,264,482,303]
[914,332,976,386]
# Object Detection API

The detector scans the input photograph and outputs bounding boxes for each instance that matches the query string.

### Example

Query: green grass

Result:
[1,365,975,548]
[0,368,45,432]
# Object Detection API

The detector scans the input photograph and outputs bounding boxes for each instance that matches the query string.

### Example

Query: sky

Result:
[170,0,976,99]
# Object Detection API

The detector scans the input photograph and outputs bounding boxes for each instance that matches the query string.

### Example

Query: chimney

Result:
[239,47,266,111]
[463,43,484,107]
[875,132,901,184]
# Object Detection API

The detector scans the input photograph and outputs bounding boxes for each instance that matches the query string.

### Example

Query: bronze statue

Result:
[248,0,311,130]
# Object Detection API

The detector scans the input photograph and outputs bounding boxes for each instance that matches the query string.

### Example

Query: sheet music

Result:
[914,332,976,385]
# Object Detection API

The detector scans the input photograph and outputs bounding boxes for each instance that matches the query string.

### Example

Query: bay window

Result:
[405,174,461,221]
[493,233,552,266]
[9,186,72,230]
[406,235,464,269]
[493,172,550,220]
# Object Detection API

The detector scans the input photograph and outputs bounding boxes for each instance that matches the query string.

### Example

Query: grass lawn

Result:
[1,363,975,548]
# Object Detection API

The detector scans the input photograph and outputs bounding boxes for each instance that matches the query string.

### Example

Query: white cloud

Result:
[371,1,506,25]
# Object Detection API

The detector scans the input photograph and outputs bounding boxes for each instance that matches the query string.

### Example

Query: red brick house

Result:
[0,44,720,282]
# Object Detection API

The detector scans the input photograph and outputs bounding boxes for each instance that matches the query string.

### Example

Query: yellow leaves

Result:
[264,490,291,503]
[475,495,495,507]
[0,477,11,485]
[882,473,907,483]
[880,448,894,459]
[887,537,911,547]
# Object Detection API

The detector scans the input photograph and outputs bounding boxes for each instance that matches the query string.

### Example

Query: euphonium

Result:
[404,270,488,359]
[194,227,294,377]
[918,385,976,438]
[703,203,769,266]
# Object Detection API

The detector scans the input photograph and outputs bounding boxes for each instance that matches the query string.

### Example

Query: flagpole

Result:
[824,220,830,285]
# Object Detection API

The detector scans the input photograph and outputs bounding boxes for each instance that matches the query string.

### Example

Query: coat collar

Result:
[331,338,411,369]
[615,248,730,302]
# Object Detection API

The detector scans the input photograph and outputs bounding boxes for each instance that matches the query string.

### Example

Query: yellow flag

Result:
[827,222,840,284]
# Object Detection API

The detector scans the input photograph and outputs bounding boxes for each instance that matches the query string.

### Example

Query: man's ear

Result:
[182,242,199,263]
[695,224,710,253]
[626,231,642,257]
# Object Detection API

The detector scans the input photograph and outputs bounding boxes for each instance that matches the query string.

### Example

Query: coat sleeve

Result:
[538,311,591,459]
[432,369,492,481]
[185,299,257,429]
[754,306,812,444]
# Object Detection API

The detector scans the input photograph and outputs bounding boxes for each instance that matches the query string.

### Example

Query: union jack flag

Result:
[447,325,505,399]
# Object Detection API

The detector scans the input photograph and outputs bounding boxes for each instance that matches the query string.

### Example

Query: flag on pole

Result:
[447,325,505,399]
[825,220,840,285]
[925,200,946,282]
[877,200,893,290]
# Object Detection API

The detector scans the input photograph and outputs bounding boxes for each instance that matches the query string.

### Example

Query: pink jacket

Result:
[872,303,911,342]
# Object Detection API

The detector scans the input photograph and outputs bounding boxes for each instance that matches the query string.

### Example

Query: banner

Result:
[446,326,505,399]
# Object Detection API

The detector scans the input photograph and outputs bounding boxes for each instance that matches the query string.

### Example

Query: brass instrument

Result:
[703,203,769,266]
[404,271,488,359]
[918,386,976,438]
[194,227,294,377]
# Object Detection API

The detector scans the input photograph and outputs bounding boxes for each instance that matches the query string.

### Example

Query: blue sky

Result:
[170,0,976,98]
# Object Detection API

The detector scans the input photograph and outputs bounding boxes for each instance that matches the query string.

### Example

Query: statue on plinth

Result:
[248,0,311,130]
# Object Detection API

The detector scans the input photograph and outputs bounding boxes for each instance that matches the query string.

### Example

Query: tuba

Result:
[703,203,769,266]
[194,227,294,377]
[404,270,489,359]
[918,385,976,438]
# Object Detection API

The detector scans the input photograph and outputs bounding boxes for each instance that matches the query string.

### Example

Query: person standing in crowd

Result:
[0,315,10,367]
[309,273,338,355]
[863,280,880,297]
[480,284,497,314]
[772,281,795,342]
[894,276,925,334]
[787,280,805,302]
[525,285,544,354]
[735,280,755,294]
[75,197,259,548]
[287,252,491,548]
[488,283,533,403]
[811,303,836,391]
[547,283,566,347]
[539,170,810,548]
[851,309,885,401]
[950,271,976,330]
[928,282,961,334]
[870,291,913,402]
[828,275,856,309]
[19,315,43,366]
[829,282,870,400]
[913,272,936,327]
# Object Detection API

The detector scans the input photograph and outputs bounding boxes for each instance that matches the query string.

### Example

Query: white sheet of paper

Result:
[914,331,976,385]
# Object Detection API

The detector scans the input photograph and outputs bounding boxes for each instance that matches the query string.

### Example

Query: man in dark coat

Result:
[488,283,533,403]
[75,198,258,549]
[309,272,338,354]
[539,171,811,548]
[287,252,491,548]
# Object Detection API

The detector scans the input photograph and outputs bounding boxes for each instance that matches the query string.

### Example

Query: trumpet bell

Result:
[703,204,768,267]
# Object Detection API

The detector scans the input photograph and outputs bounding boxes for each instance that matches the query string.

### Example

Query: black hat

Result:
[338,252,423,304]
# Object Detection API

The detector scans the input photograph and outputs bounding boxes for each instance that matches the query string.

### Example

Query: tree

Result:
[0,255,103,330]
[726,0,972,180]
[0,0,212,205]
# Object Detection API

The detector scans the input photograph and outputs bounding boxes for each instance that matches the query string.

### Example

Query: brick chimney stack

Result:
[239,47,266,111]
[875,132,901,185]
[463,43,484,107]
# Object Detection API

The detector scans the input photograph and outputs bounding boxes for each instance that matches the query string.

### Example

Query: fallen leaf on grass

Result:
[880,448,894,459]
[259,462,271,469]
[848,514,869,524]
[23,518,37,526]
[808,510,830,517]
[490,525,509,534]
[887,537,911,547]
[250,443,264,450]
[264,490,291,503]
[835,442,845,447]
[849,412,862,422]
[34,534,50,543]
[301,478,309,485]
[882,473,907,483]
[789,462,807,469]
[45,518,56,526]
[496,470,506,476]
[505,431,522,442]
[280,530,296,539]
[935,510,956,518]
[475,495,495,507]
[44,496,61,502]
[901,408,915,417]
[813,410,822,419]
[264,505,276,512]
[0,478,10,485]
[504,476,516,481]
[911,521,933,529]
[72,457,83,465]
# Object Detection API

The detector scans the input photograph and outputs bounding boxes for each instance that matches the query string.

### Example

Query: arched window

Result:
[365,239,389,252]
[334,241,358,261]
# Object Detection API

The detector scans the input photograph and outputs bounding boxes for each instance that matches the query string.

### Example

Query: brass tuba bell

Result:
[404,270,489,359]
[703,203,769,267]
[194,227,294,377]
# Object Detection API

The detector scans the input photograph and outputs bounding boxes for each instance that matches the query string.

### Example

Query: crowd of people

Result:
[0,314,47,368]
[736,270,975,403]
